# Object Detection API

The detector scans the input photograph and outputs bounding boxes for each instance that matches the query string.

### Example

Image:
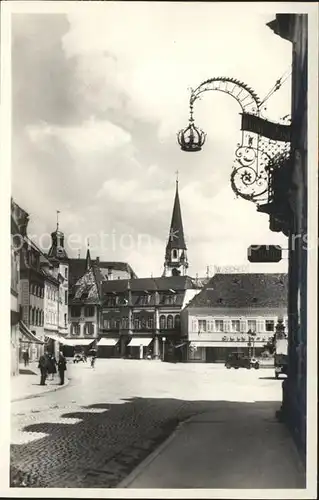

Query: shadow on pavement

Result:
[259,376,288,381]
[19,369,37,375]
[10,397,305,489]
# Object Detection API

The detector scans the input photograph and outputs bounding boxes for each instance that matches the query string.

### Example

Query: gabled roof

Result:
[101,275,198,295]
[165,180,187,254]
[186,273,288,309]
[68,259,137,287]
[69,267,100,304]
[40,267,60,285]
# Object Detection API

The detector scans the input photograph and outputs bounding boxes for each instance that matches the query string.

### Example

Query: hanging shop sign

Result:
[248,244,282,263]
[241,113,291,142]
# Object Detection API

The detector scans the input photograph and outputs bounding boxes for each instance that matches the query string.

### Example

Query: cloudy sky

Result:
[11,3,293,278]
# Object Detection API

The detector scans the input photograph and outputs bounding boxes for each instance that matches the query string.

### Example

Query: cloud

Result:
[27,117,131,156]
[11,6,292,278]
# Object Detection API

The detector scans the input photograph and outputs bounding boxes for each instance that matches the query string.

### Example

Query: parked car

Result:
[225,352,260,370]
[73,352,86,363]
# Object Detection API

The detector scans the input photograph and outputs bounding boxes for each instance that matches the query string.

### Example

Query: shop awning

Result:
[97,338,119,346]
[44,333,65,343]
[19,321,44,344]
[128,337,153,347]
[66,338,95,346]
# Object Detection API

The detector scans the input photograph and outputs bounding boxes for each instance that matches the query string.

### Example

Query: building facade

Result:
[65,249,136,355]
[10,199,29,375]
[181,273,288,362]
[47,223,70,353]
[19,237,46,361]
[42,265,61,358]
[265,13,309,461]
[99,276,200,361]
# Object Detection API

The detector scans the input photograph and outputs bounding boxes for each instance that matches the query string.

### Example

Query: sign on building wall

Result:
[248,245,282,263]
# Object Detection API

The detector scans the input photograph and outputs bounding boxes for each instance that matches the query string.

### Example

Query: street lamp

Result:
[162,336,166,362]
[247,328,256,358]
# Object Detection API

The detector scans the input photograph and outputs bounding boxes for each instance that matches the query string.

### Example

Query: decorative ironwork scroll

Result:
[177,77,291,204]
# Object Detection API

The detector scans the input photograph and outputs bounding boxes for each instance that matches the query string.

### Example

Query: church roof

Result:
[186,273,288,309]
[165,180,187,253]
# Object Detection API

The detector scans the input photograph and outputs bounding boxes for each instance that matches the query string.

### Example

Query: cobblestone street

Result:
[11,359,282,488]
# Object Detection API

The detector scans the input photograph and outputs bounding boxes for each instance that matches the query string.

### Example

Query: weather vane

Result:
[56,210,60,230]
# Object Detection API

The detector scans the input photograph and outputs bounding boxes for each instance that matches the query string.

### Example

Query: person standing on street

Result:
[38,351,49,385]
[58,351,67,385]
[47,353,57,381]
[23,350,29,367]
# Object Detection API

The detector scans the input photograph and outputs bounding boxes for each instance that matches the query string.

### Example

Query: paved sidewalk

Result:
[11,363,69,402]
[119,401,306,489]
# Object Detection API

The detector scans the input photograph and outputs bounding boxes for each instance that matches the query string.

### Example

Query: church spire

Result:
[163,175,188,277]
[85,240,92,271]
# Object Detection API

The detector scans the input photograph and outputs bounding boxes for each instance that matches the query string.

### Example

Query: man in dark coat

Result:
[58,352,67,385]
[38,352,49,385]
[22,350,29,367]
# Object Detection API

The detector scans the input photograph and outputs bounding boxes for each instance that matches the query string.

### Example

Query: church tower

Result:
[163,175,188,277]
[48,211,68,262]
[47,211,69,341]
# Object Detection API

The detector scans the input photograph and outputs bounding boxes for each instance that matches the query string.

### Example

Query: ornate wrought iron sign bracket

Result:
[177,77,291,205]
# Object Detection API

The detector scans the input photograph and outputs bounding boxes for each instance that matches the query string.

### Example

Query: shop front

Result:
[44,332,69,358]
[126,337,153,359]
[97,337,120,358]
[19,320,44,362]
[60,338,96,357]
[188,341,266,363]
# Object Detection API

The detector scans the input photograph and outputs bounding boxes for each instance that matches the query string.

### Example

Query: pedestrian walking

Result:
[22,350,29,367]
[38,351,49,385]
[58,352,67,385]
[90,354,96,368]
[47,353,57,381]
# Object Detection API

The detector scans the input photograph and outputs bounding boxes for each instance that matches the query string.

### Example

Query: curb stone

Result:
[11,377,71,403]
[117,417,189,488]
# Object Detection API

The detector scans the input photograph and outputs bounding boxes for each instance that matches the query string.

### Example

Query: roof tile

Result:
[187,273,288,308]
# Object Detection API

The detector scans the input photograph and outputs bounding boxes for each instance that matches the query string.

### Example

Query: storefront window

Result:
[248,320,257,332]
[147,317,154,329]
[231,320,240,332]
[85,322,94,335]
[71,306,81,317]
[160,315,166,329]
[72,323,80,335]
[215,320,224,332]
[265,320,275,331]
[167,315,174,329]
[198,320,207,332]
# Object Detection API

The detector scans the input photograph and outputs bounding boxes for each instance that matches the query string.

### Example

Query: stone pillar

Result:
[153,336,160,359]
[139,344,143,360]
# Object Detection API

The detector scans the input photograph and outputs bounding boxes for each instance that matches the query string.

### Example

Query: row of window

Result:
[46,311,58,325]
[29,308,44,327]
[71,322,95,335]
[193,319,286,333]
[30,283,44,298]
[103,314,181,330]
[30,284,68,305]
[104,294,178,307]
[70,305,95,318]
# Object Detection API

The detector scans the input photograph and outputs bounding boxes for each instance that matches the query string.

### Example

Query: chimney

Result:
[108,267,113,280]
[96,257,100,265]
